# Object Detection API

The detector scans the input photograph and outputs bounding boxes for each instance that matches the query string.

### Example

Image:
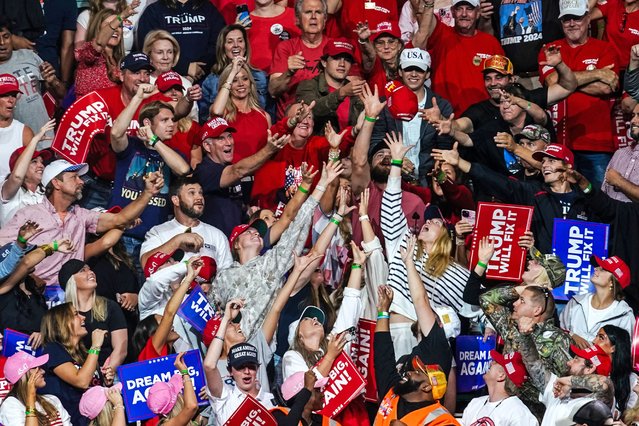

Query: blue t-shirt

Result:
[193,156,244,237]
[35,0,77,73]
[109,137,171,239]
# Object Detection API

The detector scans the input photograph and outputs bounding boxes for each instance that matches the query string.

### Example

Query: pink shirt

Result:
[0,198,100,285]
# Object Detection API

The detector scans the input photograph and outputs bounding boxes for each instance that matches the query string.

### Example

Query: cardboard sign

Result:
[2,329,44,358]
[551,219,609,301]
[177,285,215,333]
[51,92,110,164]
[223,394,277,426]
[118,350,207,422]
[631,318,639,372]
[455,335,496,393]
[469,202,533,281]
[350,319,377,402]
[317,352,366,418]
[43,285,65,309]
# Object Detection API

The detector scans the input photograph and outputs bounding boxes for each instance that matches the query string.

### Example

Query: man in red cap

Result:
[296,38,364,134]
[0,120,53,226]
[193,116,289,236]
[462,351,538,425]
[412,0,505,115]
[268,0,330,119]
[433,142,596,254]
[0,74,35,180]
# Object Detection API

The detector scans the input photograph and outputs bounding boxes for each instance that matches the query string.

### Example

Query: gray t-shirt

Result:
[0,49,50,141]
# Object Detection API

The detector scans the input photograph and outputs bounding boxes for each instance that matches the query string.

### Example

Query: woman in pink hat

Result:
[146,352,198,425]
[0,351,71,425]
[79,382,125,426]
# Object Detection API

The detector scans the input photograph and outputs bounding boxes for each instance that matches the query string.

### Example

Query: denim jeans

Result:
[79,174,112,210]
[574,151,612,189]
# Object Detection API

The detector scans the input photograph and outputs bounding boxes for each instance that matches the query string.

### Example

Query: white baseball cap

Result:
[42,159,89,188]
[559,0,588,18]
[400,48,432,71]
[452,0,480,7]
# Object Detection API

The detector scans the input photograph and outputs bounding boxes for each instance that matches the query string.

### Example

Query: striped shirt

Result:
[381,176,477,321]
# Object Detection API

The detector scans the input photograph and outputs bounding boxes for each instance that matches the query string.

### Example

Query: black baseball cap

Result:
[58,259,87,290]
[227,343,259,369]
[120,52,155,72]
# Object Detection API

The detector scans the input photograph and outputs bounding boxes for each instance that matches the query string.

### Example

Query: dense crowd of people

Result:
[1,0,639,424]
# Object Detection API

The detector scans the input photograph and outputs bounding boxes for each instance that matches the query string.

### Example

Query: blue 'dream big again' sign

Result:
[177,285,215,333]
[455,335,496,393]
[552,219,610,301]
[118,349,208,422]
[2,329,44,358]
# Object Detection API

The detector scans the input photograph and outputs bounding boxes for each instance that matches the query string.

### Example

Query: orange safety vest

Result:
[270,407,343,426]
[374,389,460,426]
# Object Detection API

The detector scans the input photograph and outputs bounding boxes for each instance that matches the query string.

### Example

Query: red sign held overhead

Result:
[350,319,377,402]
[469,202,534,282]
[223,394,277,426]
[317,352,366,418]
[51,92,110,164]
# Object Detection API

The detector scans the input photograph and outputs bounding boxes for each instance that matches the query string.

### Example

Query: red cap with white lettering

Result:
[0,74,22,96]
[532,143,574,167]
[590,255,631,289]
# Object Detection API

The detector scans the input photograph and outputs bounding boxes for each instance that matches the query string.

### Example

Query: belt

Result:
[517,71,540,79]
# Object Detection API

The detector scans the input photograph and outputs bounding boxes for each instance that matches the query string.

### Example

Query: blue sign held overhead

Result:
[2,329,44,358]
[177,285,215,333]
[552,219,609,301]
[118,349,208,422]
[455,335,496,393]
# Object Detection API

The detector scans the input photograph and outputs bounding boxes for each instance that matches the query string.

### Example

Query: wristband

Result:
[25,408,35,416]
[17,235,27,244]
[359,214,370,222]
[52,240,58,251]
[40,244,54,257]
[315,185,326,193]
[117,15,123,23]
[149,135,159,147]
[378,311,389,317]
[180,369,189,375]
[351,263,362,269]
[297,185,309,194]
[526,101,532,111]
[583,182,593,194]
[214,335,224,342]
[477,260,488,269]
[88,348,100,355]
[390,159,403,166]
[364,115,377,123]
[330,218,341,226]
[328,148,340,162]
[377,314,390,320]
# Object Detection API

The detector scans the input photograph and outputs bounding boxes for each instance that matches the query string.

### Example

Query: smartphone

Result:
[236,4,252,28]
[461,209,476,227]
[341,326,357,342]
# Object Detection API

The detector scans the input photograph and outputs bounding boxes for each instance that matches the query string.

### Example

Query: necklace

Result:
[478,396,512,418]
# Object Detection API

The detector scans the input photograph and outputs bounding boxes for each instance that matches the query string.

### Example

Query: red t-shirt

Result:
[270,36,330,119]
[598,0,639,70]
[248,8,301,74]
[427,20,504,115]
[231,109,269,163]
[539,38,619,152]
[330,0,398,40]
[364,57,393,96]
[327,85,351,130]
[89,87,171,180]
[165,120,201,162]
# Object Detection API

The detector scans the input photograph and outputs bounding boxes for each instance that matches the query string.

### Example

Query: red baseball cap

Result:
[156,71,184,93]
[0,74,21,96]
[229,219,268,250]
[371,21,402,42]
[9,147,52,171]
[144,249,185,278]
[190,255,217,287]
[385,81,418,121]
[570,344,611,376]
[200,116,237,142]
[489,350,528,387]
[483,55,514,75]
[323,39,355,60]
[590,255,631,289]
[532,143,575,167]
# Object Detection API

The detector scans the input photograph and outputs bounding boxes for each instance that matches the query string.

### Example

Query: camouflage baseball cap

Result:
[516,124,551,144]
[529,246,566,288]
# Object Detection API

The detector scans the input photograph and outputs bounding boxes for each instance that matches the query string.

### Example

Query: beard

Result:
[393,376,423,396]
[370,164,390,183]
[179,200,203,219]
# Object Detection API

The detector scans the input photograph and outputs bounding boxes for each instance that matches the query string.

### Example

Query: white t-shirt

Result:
[0,395,71,426]
[540,373,594,426]
[141,218,233,271]
[586,295,619,332]
[0,120,25,180]
[0,182,44,226]
[212,383,275,426]
[216,331,274,393]
[461,395,538,426]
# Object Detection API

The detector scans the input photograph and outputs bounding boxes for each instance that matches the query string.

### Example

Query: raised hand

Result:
[325,122,348,148]
[185,255,203,279]
[293,251,324,273]
[540,44,562,68]
[135,83,156,100]
[517,230,535,249]
[354,21,374,42]
[91,329,108,348]
[18,220,42,242]
[56,239,76,254]
[383,131,414,160]
[358,187,370,216]
[35,119,56,141]
[186,84,202,102]
[187,62,207,81]
[326,332,347,359]
[376,285,394,312]
[300,162,318,185]
[477,237,495,265]
[337,186,356,216]
[432,142,460,167]
[122,0,141,18]
[174,352,188,371]
[224,298,245,321]
[359,83,386,118]
[432,113,454,136]
[266,129,290,151]
[400,234,417,265]
[494,132,517,153]
[287,51,306,75]
[420,97,443,122]
[144,170,165,195]
[321,160,344,185]
[350,240,370,265]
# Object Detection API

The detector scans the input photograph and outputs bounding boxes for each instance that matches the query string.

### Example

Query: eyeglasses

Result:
[620,12,629,33]
[374,39,400,47]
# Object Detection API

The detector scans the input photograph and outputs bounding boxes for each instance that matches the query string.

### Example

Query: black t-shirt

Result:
[488,0,563,73]
[0,288,47,334]
[42,342,101,426]
[80,298,127,365]
[193,156,244,237]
